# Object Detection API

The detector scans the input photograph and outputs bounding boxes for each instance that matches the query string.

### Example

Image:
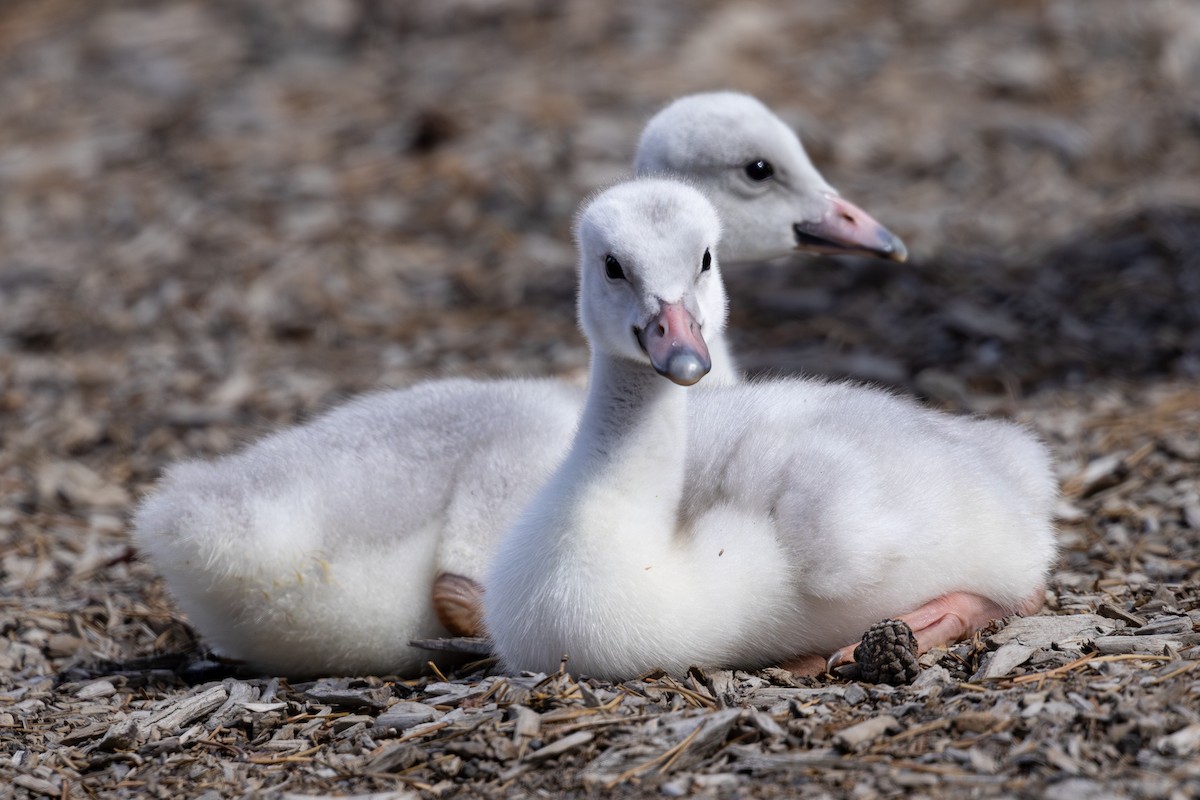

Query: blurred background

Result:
[1,0,1199,501]
[1,9,1198,791]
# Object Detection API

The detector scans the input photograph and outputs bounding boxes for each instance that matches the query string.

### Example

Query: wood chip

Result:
[953,711,1004,734]
[147,685,228,735]
[409,636,494,656]
[1093,634,1200,655]
[1157,724,1200,756]
[978,643,1037,679]
[303,681,391,710]
[373,701,439,733]
[833,715,902,751]
[1097,603,1146,628]
[748,709,786,740]
[725,745,845,772]
[511,704,540,743]
[525,731,594,763]
[13,774,59,797]
[989,614,1120,648]
[206,681,258,729]
[1133,615,1192,636]
[96,718,141,752]
[75,679,116,699]
[1062,454,1125,497]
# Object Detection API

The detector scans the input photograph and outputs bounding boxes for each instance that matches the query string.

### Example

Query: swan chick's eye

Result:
[701,249,712,272]
[744,159,775,181]
[604,254,626,281]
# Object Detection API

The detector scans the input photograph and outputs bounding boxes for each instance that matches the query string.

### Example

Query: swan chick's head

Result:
[635,91,907,264]
[575,178,725,386]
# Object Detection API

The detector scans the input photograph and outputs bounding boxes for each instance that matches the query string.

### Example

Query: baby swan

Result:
[485,179,1055,679]
[635,91,907,265]
[133,92,910,678]
[434,90,907,633]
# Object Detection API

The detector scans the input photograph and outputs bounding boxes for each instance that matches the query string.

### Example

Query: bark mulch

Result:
[3,1,1199,798]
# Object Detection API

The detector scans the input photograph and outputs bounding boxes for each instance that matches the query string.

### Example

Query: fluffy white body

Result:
[484,179,1056,680]
[134,93,909,677]
[136,379,580,674]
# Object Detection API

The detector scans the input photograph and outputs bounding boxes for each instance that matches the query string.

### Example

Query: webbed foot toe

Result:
[432,573,485,637]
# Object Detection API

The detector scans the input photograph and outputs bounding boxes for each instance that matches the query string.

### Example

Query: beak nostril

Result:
[841,213,855,224]
[657,323,667,337]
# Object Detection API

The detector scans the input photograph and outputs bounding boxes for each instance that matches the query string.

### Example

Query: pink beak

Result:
[794,195,908,262]
[637,301,711,386]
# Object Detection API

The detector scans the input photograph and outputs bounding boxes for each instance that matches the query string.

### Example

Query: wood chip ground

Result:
[2,2,1199,798]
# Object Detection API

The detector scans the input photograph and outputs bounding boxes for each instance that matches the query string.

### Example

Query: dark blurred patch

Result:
[735,205,1200,398]
[1012,205,1200,384]
[409,108,459,153]
[59,651,254,689]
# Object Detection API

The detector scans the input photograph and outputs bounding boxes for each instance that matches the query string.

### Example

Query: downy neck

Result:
[555,351,690,543]
[705,334,739,387]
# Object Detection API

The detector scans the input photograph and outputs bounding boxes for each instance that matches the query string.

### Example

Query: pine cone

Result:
[854,619,920,685]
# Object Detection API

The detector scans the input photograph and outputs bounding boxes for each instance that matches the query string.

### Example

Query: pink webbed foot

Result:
[822,587,1046,682]
[779,653,829,677]
[432,573,486,637]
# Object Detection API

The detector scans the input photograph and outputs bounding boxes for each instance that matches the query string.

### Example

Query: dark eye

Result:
[744,160,775,181]
[701,249,712,272]
[605,254,625,280]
